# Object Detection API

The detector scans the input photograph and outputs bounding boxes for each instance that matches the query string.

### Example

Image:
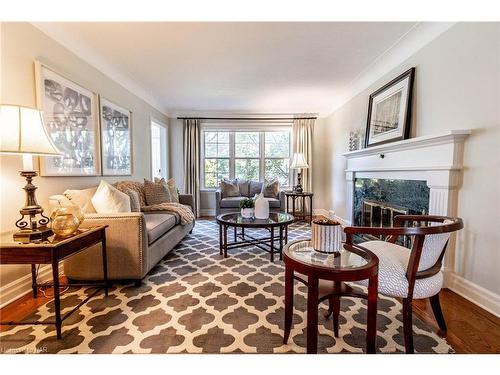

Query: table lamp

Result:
[0,104,62,242]
[290,152,309,193]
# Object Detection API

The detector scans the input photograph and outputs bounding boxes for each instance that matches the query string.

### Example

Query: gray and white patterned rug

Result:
[0,220,452,354]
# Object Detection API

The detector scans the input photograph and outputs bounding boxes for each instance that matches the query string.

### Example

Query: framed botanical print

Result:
[99,98,132,175]
[35,61,101,176]
[365,67,415,148]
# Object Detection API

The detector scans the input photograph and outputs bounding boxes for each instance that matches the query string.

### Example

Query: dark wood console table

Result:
[284,191,313,224]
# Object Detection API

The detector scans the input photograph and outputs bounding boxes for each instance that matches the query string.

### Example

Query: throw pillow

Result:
[154,177,179,203]
[262,180,280,198]
[114,180,147,207]
[236,179,249,197]
[249,180,264,197]
[63,187,98,214]
[144,178,171,205]
[220,179,240,198]
[123,189,141,212]
[91,180,131,213]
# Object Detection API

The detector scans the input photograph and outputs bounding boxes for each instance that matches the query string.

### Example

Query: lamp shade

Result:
[290,152,309,169]
[0,104,61,155]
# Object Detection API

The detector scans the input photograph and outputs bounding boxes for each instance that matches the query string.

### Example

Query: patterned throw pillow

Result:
[249,180,264,197]
[123,189,141,212]
[220,179,240,198]
[154,177,179,203]
[262,180,280,198]
[114,181,147,207]
[144,178,171,205]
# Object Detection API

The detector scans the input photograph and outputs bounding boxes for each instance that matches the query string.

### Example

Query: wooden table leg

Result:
[270,227,275,262]
[52,258,62,339]
[101,231,109,297]
[283,266,294,344]
[242,227,245,239]
[219,223,223,255]
[309,196,313,224]
[234,226,237,242]
[292,196,296,220]
[279,226,284,261]
[307,276,319,354]
[31,264,38,298]
[285,225,288,244]
[223,225,228,258]
[366,274,378,353]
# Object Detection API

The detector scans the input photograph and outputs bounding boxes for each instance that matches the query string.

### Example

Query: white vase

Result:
[241,207,254,219]
[254,193,269,219]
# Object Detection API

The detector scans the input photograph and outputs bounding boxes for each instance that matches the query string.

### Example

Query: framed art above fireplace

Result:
[365,67,415,148]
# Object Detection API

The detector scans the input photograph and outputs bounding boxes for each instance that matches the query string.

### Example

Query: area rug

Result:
[0,220,453,354]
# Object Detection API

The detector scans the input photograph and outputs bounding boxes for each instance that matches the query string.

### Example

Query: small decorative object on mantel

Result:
[365,67,415,148]
[254,193,270,219]
[311,218,342,254]
[239,198,255,219]
[348,128,365,151]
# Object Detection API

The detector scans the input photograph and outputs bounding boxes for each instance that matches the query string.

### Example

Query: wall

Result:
[0,22,168,305]
[314,23,500,302]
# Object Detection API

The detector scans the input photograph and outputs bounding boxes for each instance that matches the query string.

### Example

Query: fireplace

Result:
[353,178,429,247]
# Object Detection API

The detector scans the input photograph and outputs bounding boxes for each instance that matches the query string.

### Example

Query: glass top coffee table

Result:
[216,212,294,262]
[282,239,379,353]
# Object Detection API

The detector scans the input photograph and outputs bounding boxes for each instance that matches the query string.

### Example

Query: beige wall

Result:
[0,22,168,297]
[314,23,500,295]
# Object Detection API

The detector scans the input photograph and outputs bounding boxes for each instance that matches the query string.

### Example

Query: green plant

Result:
[239,198,255,209]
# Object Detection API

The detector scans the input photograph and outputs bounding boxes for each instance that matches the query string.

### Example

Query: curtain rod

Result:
[176,116,317,120]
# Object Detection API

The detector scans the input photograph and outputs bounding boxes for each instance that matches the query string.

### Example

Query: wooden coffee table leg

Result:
[270,227,275,262]
[219,223,223,255]
[307,276,319,354]
[285,225,288,244]
[234,226,237,242]
[101,231,109,297]
[366,274,378,353]
[279,225,283,261]
[223,225,228,258]
[52,258,62,339]
[283,266,294,344]
[31,264,38,298]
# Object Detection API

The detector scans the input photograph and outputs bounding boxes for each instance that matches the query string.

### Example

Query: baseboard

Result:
[447,272,500,318]
[0,264,61,309]
[312,208,329,217]
[199,208,215,217]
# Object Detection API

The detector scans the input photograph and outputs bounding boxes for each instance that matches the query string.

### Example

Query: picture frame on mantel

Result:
[364,67,415,148]
[35,61,101,176]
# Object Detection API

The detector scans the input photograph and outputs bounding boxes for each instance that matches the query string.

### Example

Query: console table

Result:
[284,191,313,224]
[0,226,109,339]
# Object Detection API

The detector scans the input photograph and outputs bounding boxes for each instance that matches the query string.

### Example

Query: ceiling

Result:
[34,22,424,116]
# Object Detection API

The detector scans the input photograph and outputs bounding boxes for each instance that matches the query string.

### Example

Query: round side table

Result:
[282,239,379,353]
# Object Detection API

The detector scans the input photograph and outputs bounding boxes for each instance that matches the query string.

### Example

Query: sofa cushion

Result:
[267,198,281,208]
[236,179,249,197]
[145,213,177,245]
[220,179,240,198]
[91,180,131,213]
[64,187,98,213]
[262,180,280,199]
[144,178,171,205]
[220,196,247,208]
[123,189,141,212]
[249,180,263,197]
[114,180,147,207]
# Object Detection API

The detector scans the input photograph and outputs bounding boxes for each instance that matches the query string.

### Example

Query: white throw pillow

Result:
[91,180,131,213]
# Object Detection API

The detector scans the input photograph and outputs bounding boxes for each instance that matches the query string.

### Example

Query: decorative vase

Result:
[311,219,342,253]
[50,208,81,237]
[240,208,254,219]
[254,193,269,219]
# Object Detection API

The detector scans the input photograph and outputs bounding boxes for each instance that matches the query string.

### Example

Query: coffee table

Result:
[216,212,294,262]
[283,239,379,353]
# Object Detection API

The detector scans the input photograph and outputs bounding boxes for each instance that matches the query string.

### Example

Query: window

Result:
[202,128,291,189]
[151,120,168,179]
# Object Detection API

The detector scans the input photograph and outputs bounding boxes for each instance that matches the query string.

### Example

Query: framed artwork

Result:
[365,67,415,148]
[99,98,132,175]
[35,61,101,176]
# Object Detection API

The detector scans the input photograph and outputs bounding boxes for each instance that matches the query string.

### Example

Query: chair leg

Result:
[429,293,447,335]
[402,298,414,354]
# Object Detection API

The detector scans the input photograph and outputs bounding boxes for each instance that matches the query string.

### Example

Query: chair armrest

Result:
[215,189,222,216]
[178,194,194,212]
[393,215,447,226]
[343,225,423,244]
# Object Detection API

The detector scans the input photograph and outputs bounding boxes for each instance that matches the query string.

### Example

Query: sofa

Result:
[215,179,286,216]
[52,182,195,284]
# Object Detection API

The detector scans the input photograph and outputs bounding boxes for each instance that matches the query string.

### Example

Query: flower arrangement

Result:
[239,198,255,209]
[239,198,255,219]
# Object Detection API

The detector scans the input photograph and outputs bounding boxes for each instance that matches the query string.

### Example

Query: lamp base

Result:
[13,227,53,244]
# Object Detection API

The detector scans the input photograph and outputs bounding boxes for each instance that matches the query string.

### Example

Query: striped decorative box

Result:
[311,219,342,253]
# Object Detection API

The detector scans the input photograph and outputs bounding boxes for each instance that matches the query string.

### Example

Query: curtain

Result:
[183,119,201,217]
[292,117,315,212]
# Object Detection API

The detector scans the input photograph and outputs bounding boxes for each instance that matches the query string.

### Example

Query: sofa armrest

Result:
[64,212,148,280]
[215,189,222,216]
[279,190,286,211]
[179,194,194,213]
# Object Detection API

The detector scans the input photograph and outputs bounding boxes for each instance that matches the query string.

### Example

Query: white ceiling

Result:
[32,22,451,116]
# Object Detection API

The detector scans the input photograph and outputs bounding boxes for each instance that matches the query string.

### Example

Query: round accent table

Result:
[216,212,294,262]
[282,239,379,353]
[284,191,313,224]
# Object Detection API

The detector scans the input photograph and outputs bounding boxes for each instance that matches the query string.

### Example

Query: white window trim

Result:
[150,117,169,180]
[200,123,292,191]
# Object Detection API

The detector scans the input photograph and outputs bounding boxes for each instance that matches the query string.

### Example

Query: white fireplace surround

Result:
[341,130,471,288]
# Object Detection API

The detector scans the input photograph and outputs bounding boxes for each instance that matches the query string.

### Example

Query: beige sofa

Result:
[59,192,194,285]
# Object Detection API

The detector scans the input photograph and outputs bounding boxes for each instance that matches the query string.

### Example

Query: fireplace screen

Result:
[353,178,430,248]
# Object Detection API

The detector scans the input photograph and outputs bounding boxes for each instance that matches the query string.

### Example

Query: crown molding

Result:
[31,22,169,116]
[325,22,456,117]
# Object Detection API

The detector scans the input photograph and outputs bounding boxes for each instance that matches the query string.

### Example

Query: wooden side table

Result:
[0,225,109,339]
[284,191,313,224]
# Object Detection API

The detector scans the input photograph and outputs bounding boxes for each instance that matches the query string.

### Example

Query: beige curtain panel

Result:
[292,117,315,211]
[183,119,201,217]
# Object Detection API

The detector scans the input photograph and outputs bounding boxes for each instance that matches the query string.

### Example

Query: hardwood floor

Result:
[1,282,499,353]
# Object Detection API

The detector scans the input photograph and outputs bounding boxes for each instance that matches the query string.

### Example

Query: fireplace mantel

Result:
[342,130,471,286]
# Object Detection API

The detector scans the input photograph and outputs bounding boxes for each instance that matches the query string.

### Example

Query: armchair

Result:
[341,215,463,353]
